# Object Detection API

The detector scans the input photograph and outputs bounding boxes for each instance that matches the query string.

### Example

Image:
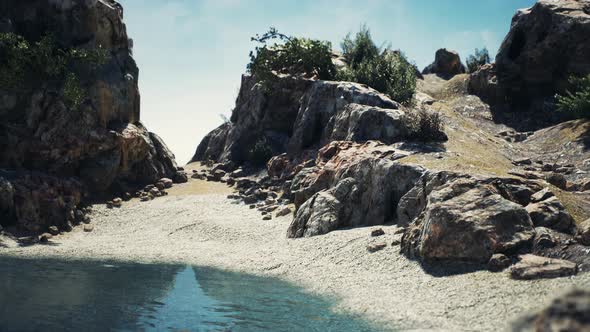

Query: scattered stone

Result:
[106,201,114,209]
[262,215,272,221]
[173,171,188,184]
[48,226,59,236]
[123,192,132,201]
[144,184,155,192]
[160,178,173,189]
[488,254,512,272]
[367,242,387,253]
[226,178,236,186]
[83,224,94,232]
[371,228,385,237]
[155,182,165,191]
[513,158,532,166]
[510,254,577,280]
[249,204,256,209]
[39,233,53,243]
[276,207,292,217]
[83,215,91,224]
[149,187,161,197]
[112,198,123,208]
[74,209,85,223]
[391,239,401,246]
[265,197,276,205]
[191,173,204,180]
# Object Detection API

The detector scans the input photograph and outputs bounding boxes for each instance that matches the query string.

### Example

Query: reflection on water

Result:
[0,257,383,332]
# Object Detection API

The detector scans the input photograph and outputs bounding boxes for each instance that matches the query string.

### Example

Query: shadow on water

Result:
[0,257,385,332]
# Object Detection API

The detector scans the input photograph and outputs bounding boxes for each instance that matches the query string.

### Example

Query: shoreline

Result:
[2,182,589,331]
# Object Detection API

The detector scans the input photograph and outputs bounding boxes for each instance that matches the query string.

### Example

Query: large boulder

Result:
[495,0,590,109]
[192,74,446,166]
[286,141,424,238]
[0,1,178,231]
[401,177,536,263]
[422,49,466,79]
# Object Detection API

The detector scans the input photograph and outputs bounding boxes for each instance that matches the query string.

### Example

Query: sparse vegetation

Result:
[407,109,446,142]
[466,47,490,73]
[247,27,336,88]
[248,136,273,166]
[556,75,590,118]
[338,26,417,105]
[0,32,107,109]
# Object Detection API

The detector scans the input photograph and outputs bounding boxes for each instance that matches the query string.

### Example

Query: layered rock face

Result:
[422,49,466,79]
[0,1,180,232]
[480,0,590,109]
[192,75,441,165]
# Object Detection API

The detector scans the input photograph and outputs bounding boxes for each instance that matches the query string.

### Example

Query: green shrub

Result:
[556,75,590,118]
[0,32,107,109]
[248,136,273,166]
[407,109,446,142]
[339,27,417,105]
[340,25,379,70]
[247,28,336,88]
[466,48,490,73]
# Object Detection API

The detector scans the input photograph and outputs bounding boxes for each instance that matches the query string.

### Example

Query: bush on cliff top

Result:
[556,75,590,118]
[247,27,417,105]
[337,26,417,105]
[466,47,491,73]
[247,28,337,87]
[0,32,107,109]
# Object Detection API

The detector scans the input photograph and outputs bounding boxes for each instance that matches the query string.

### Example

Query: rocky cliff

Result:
[193,0,590,275]
[0,0,183,233]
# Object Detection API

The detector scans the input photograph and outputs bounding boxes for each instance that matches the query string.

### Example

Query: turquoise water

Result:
[0,257,383,332]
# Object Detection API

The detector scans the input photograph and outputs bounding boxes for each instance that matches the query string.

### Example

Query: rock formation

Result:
[0,0,182,233]
[192,75,446,165]
[422,48,466,79]
[473,0,590,111]
[512,290,590,331]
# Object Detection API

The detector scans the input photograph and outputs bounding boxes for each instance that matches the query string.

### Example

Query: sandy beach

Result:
[2,179,589,331]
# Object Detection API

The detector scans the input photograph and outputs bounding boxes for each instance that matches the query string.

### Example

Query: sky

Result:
[118,0,537,164]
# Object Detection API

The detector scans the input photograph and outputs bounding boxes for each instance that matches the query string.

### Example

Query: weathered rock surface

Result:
[514,290,590,332]
[422,49,466,79]
[525,197,575,233]
[510,254,577,280]
[495,0,590,109]
[192,74,445,165]
[575,218,590,246]
[286,141,422,238]
[401,176,536,263]
[0,1,179,232]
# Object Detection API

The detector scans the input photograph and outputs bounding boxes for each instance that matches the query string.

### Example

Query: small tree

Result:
[556,75,590,118]
[247,28,336,88]
[338,26,417,105]
[466,47,491,73]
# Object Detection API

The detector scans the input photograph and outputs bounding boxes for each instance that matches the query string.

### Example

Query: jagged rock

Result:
[401,177,535,263]
[510,254,577,280]
[0,1,178,232]
[468,63,504,105]
[531,188,554,203]
[422,49,466,79]
[526,197,575,233]
[488,254,512,272]
[192,74,444,165]
[287,142,423,238]
[496,0,590,110]
[575,218,590,246]
[518,290,590,332]
[545,173,567,190]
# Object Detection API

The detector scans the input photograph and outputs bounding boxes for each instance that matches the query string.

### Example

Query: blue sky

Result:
[118,0,536,164]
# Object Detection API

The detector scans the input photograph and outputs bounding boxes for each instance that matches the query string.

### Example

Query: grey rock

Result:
[526,197,575,233]
[510,254,577,280]
[488,254,512,272]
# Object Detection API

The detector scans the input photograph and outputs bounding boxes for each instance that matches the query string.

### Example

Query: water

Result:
[0,257,383,332]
